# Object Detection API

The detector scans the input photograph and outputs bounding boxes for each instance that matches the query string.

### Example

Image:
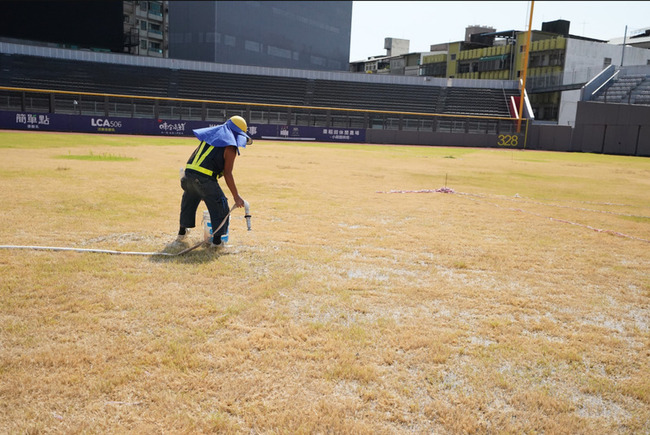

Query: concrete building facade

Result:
[351,20,650,122]
[123,1,169,58]
[168,1,352,71]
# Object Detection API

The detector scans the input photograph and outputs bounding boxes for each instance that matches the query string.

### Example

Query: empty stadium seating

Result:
[630,76,650,105]
[309,79,442,113]
[0,54,171,97]
[593,74,650,105]
[440,87,520,117]
[175,70,309,106]
[0,53,517,118]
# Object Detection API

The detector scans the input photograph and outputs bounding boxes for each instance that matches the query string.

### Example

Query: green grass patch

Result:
[0,131,191,149]
[56,151,137,161]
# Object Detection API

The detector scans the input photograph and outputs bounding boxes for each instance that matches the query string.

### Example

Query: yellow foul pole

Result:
[517,0,535,133]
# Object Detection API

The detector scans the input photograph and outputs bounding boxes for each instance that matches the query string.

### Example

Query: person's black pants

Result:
[179,171,229,241]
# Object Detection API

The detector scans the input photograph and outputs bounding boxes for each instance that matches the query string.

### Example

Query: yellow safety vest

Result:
[186,141,222,178]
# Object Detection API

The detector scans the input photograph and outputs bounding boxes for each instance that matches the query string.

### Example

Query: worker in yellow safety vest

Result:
[176,116,252,247]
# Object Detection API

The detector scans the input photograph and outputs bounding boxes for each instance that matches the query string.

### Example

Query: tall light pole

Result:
[621,25,628,66]
[517,0,534,133]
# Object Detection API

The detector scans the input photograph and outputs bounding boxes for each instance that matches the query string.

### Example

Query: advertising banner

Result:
[0,111,366,143]
[250,124,366,142]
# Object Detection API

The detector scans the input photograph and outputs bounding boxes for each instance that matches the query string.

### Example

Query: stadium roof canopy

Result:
[479,30,520,38]
[609,27,650,49]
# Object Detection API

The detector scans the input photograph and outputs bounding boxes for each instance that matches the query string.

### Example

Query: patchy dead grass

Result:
[1,131,649,433]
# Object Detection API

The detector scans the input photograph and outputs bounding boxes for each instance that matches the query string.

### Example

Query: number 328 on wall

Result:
[497,134,521,147]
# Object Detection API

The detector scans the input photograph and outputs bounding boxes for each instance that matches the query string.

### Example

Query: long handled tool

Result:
[175,203,238,255]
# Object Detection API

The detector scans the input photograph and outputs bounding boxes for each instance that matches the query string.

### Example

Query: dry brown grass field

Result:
[1,130,649,434]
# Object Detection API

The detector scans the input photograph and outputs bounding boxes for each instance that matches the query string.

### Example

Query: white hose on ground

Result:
[0,201,251,256]
[0,245,175,256]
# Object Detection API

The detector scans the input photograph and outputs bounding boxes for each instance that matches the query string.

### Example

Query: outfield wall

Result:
[0,111,365,143]
[521,102,650,157]
[0,107,560,152]
[2,103,649,157]
[366,129,502,148]
[572,101,650,157]
[526,124,574,152]
[0,109,527,150]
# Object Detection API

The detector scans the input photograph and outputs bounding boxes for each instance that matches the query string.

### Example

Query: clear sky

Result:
[349,1,650,61]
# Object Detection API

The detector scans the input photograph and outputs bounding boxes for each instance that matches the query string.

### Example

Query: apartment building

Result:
[123,1,168,58]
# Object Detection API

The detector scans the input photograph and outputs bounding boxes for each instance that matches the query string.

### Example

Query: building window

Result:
[450,53,456,60]
[224,35,236,47]
[140,40,147,49]
[549,52,563,66]
[140,20,147,31]
[603,57,612,68]
[149,41,161,53]
[268,45,291,59]
[149,2,162,16]
[245,40,260,52]
[123,14,130,24]
[311,56,326,66]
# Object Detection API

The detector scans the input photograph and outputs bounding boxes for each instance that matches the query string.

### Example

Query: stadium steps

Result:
[435,87,447,113]
[167,69,180,99]
[304,79,315,106]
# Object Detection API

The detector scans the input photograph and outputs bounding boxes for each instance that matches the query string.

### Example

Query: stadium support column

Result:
[517,0,534,133]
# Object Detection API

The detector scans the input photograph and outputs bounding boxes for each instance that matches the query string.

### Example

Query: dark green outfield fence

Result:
[570,101,650,157]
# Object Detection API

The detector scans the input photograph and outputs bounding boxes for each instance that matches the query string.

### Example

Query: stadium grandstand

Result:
[591,71,650,106]
[0,48,521,118]
[1,41,649,156]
